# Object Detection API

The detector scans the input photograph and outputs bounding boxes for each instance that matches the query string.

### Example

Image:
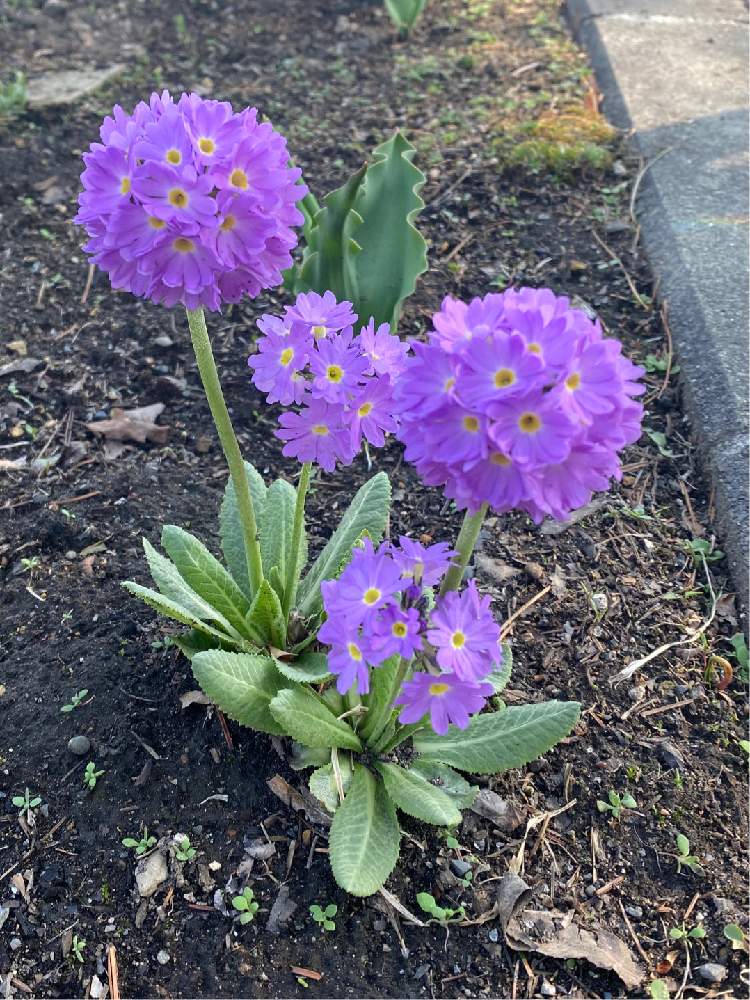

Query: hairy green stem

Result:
[186,306,263,595]
[282,461,311,622]
[439,503,488,595]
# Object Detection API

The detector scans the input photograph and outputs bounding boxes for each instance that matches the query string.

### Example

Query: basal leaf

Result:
[329,764,400,896]
[273,650,332,684]
[296,472,391,619]
[309,758,353,813]
[408,760,478,810]
[269,687,362,752]
[123,582,243,648]
[413,701,581,774]
[375,761,462,826]
[219,461,267,599]
[192,649,287,735]
[360,655,400,744]
[246,579,286,648]
[258,478,306,593]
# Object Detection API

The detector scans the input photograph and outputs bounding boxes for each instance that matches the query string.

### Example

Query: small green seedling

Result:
[122,829,157,856]
[0,71,27,120]
[648,979,670,999]
[723,923,748,952]
[296,977,309,988]
[309,903,337,931]
[232,887,259,924]
[596,790,637,820]
[683,538,724,566]
[61,689,89,713]
[445,835,460,849]
[416,891,465,923]
[12,787,42,821]
[669,923,705,943]
[83,762,104,790]
[739,739,750,757]
[70,934,86,963]
[675,833,703,875]
[729,633,749,683]
[173,833,196,862]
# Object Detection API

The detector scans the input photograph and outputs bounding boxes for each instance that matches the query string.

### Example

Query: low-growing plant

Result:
[61,689,89,713]
[674,832,703,875]
[669,922,705,944]
[384,0,427,33]
[729,633,749,684]
[122,829,157,856]
[70,934,86,963]
[12,787,41,821]
[683,537,724,566]
[596,789,637,820]
[83,762,104,790]
[72,90,647,898]
[232,887,259,924]
[416,891,464,923]
[309,902,337,931]
[173,833,197,862]
[724,923,748,952]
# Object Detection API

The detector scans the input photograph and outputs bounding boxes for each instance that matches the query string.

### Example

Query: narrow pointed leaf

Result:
[258,478,306,588]
[384,0,427,29]
[246,579,286,648]
[122,582,242,648]
[192,650,287,735]
[329,765,400,896]
[219,461,267,599]
[413,701,581,774]
[375,761,462,826]
[269,687,362,751]
[360,655,400,744]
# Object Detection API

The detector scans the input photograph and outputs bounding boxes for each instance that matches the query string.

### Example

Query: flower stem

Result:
[186,306,263,595]
[282,460,311,623]
[439,503,488,596]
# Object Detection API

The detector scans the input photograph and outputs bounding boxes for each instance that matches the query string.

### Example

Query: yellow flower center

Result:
[198,137,216,155]
[565,372,581,390]
[462,415,480,433]
[166,148,181,165]
[119,176,131,195]
[428,682,451,696]
[279,347,294,367]
[490,451,511,467]
[147,216,166,229]
[444,376,456,392]
[326,364,344,383]
[363,587,381,606]
[392,621,408,638]
[357,401,373,418]
[450,630,466,649]
[527,342,542,355]
[229,168,249,190]
[312,325,327,339]
[168,187,189,208]
[311,423,329,436]
[220,214,237,231]
[518,411,542,434]
[494,367,516,388]
[347,642,362,661]
[173,237,195,254]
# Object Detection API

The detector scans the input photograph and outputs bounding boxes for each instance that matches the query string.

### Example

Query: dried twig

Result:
[107,944,120,1000]
[501,586,551,639]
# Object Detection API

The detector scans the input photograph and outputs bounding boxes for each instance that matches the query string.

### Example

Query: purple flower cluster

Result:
[248,292,410,472]
[319,537,501,735]
[75,91,305,310]
[395,287,645,521]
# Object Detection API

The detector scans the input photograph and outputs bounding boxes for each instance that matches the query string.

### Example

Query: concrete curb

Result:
[566,0,749,605]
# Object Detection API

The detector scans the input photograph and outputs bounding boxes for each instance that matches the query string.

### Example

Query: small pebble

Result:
[10,938,22,951]
[624,905,643,919]
[696,963,727,984]
[488,928,498,943]
[156,950,170,966]
[105,924,116,933]
[67,735,91,756]
[711,896,733,914]
[450,859,472,878]
[585,884,597,897]
[540,981,556,997]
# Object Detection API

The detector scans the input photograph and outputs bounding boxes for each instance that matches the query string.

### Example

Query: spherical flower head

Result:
[320,537,403,626]
[74,91,307,310]
[392,536,456,588]
[426,581,502,682]
[275,397,353,472]
[309,330,369,404]
[358,319,410,378]
[248,329,309,406]
[369,605,423,662]
[395,341,460,418]
[283,291,357,340]
[395,671,493,735]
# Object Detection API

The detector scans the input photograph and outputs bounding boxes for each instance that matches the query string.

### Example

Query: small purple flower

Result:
[309,331,369,403]
[488,391,576,468]
[395,342,459,417]
[75,144,133,223]
[209,191,274,269]
[430,293,506,353]
[179,93,239,165]
[395,671,493,735]
[275,397,353,473]
[132,162,217,230]
[320,537,403,625]
[134,108,194,170]
[348,376,398,449]
[358,319,410,377]
[248,330,309,406]
[370,605,423,661]
[283,291,357,340]
[392,537,456,588]
[324,629,373,695]
[426,582,501,682]
[457,332,546,409]
[138,231,222,301]
[421,402,488,465]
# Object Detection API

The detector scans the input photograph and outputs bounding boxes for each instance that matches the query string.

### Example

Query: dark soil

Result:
[0,1,747,998]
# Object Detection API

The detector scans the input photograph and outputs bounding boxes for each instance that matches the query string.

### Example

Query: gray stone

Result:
[624,905,643,919]
[156,950,170,966]
[67,735,91,756]
[696,963,728,984]
[567,0,750,604]
[27,66,125,110]
[9,938,22,951]
[540,981,557,997]
[450,859,472,878]
[711,895,734,914]
[657,741,686,770]
[135,851,168,898]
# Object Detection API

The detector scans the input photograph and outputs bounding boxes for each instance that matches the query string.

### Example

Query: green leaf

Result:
[384,0,427,30]
[676,833,690,856]
[309,758,353,812]
[258,478,307,594]
[246,579,286,648]
[273,651,332,684]
[160,525,252,637]
[122,582,244,648]
[288,741,332,772]
[360,655,400,743]
[648,980,670,1000]
[219,462,267,599]
[170,628,231,661]
[329,765,400,896]
[269,687,362,751]
[413,701,581,774]
[408,760,477,809]
[191,650,287,735]
[375,761,462,826]
[296,472,391,618]
[486,642,513,694]
[724,923,747,949]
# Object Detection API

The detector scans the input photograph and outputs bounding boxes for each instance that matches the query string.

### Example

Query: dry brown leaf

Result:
[267,774,331,826]
[470,789,526,832]
[179,690,212,710]
[87,403,169,445]
[7,340,27,356]
[0,357,43,376]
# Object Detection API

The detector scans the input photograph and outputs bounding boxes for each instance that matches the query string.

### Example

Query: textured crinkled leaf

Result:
[288,741,332,772]
[170,628,236,661]
[258,478,306,593]
[219,462,267,599]
[413,701,581,774]
[296,472,391,618]
[273,651,332,684]
[122,582,242,648]
[309,758,353,813]
[408,760,478,810]
[246,579,286,648]
[269,687,362,751]
[375,761,462,827]
[384,0,427,29]
[360,655,400,744]
[191,650,287,735]
[486,642,513,694]
[329,765,400,896]
[160,525,252,638]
